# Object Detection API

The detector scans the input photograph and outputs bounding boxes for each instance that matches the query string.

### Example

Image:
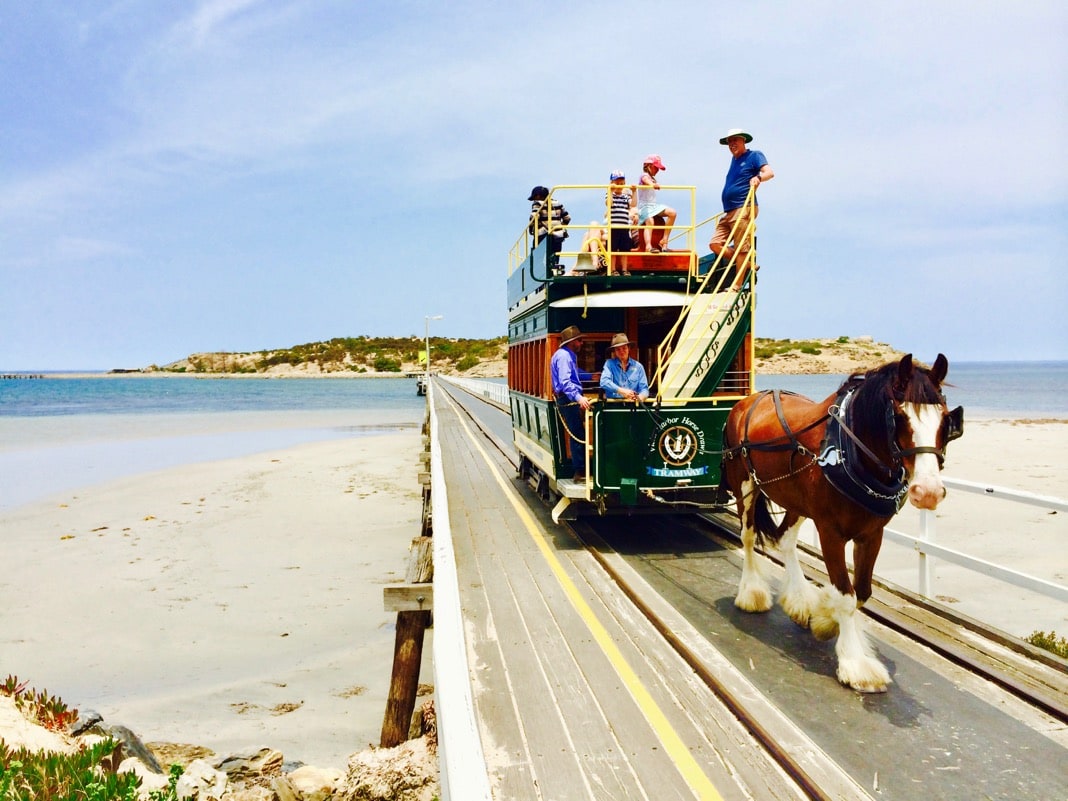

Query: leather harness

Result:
[730,384,962,517]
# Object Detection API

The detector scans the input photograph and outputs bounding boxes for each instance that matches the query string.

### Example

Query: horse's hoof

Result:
[845,679,889,694]
[837,661,891,693]
[734,588,773,613]
[810,615,839,641]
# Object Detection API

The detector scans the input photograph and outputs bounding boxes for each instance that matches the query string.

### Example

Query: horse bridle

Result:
[884,395,965,470]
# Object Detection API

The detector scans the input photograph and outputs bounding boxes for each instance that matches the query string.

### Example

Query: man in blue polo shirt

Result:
[599,333,649,402]
[709,128,774,289]
[551,325,592,480]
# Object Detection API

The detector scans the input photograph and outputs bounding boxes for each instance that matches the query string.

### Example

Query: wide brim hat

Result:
[642,154,666,171]
[560,325,583,346]
[719,128,753,145]
[609,332,632,350]
[527,185,549,201]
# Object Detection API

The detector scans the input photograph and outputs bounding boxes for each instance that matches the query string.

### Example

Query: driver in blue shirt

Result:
[600,333,649,402]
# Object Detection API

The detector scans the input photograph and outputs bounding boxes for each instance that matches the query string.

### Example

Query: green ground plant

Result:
[0,676,169,801]
[753,337,826,360]
[1026,630,1068,659]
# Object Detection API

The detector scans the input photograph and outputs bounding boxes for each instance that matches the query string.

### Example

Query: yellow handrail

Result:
[651,187,758,400]
[511,184,699,276]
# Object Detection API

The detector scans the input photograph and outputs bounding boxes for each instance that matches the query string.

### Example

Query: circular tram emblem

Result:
[658,424,699,467]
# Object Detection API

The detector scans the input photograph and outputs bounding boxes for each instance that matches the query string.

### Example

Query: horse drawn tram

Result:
[508,182,760,521]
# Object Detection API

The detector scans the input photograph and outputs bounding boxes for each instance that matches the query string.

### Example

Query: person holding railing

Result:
[636,154,677,253]
[599,333,649,402]
[709,129,773,289]
[528,185,571,272]
[551,325,593,480]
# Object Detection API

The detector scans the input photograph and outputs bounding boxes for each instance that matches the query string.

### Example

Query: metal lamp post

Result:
[424,314,443,384]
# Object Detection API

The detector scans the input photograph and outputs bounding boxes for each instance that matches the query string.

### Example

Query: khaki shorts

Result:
[710,205,759,250]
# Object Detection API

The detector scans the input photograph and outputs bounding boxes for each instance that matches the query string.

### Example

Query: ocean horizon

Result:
[2,361,1065,420]
[1,363,1064,513]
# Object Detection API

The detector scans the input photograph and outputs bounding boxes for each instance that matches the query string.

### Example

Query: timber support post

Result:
[380,406,435,748]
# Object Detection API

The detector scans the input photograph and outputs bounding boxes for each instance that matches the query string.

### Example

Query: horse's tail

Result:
[751,489,788,547]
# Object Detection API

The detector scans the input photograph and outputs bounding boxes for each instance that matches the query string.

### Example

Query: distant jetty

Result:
[1,373,44,380]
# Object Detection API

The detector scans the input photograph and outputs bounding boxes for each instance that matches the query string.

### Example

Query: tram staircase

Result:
[655,192,757,400]
[657,283,748,397]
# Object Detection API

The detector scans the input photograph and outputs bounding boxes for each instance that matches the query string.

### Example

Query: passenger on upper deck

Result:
[606,170,635,275]
[551,325,593,480]
[709,129,773,287]
[575,222,608,274]
[528,186,571,271]
[599,333,649,402]
[636,154,677,253]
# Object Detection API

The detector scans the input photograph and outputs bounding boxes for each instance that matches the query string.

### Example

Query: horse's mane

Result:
[838,358,943,437]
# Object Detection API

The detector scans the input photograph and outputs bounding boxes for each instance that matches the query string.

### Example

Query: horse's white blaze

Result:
[903,402,944,510]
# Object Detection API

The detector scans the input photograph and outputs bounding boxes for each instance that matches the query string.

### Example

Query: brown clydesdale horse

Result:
[722,354,963,692]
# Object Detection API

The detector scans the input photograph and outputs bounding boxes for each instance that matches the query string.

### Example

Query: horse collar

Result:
[818,384,909,516]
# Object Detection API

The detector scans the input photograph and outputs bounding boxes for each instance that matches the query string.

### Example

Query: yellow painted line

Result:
[446,395,725,801]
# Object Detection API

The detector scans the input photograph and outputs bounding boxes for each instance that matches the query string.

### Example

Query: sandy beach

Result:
[877,416,1068,636]
[1,406,1065,772]
[0,425,424,768]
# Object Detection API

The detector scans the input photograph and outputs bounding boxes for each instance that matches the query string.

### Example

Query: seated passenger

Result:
[572,222,608,274]
[599,333,649,401]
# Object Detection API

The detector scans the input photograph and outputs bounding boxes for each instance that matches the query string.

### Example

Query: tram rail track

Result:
[438,378,1068,800]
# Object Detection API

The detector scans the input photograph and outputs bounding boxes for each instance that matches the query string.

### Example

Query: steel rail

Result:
[438,380,845,800]
[437,380,1066,798]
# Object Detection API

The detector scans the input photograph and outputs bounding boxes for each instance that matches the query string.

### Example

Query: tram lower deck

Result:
[508,183,760,518]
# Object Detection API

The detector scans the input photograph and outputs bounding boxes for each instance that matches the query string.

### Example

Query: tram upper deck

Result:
[508,183,759,405]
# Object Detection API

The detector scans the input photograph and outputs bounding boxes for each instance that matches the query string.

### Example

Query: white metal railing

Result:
[884,479,1068,602]
[444,377,1068,618]
[427,381,494,801]
[440,375,509,407]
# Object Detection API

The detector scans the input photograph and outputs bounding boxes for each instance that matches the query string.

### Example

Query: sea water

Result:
[0,376,426,512]
[757,361,1068,419]
[1,364,1064,512]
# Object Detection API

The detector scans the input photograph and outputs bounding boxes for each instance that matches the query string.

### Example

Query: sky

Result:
[1,1,1065,370]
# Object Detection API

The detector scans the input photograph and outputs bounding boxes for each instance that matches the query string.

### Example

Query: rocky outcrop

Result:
[2,698,440,801]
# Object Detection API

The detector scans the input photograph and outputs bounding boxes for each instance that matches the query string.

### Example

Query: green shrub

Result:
[373,356,402,372]
[456,355,480,372]
[1026,630,1068,658]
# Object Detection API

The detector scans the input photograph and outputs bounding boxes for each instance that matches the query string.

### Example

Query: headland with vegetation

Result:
[141,335,905,378]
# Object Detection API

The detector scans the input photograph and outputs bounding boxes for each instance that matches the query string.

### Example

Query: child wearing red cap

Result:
[636,154,676,252]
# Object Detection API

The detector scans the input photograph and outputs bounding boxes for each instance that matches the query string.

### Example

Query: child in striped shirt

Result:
[606,170,636,275]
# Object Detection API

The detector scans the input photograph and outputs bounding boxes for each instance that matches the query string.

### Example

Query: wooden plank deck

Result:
[432,388,803,801]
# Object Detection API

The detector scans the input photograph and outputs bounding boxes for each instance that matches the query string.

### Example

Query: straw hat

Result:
[609,332,632,351]
[719,128,753,145]
[560,325,583,346]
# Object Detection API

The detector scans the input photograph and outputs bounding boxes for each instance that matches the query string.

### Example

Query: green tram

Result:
[508,183,759,521]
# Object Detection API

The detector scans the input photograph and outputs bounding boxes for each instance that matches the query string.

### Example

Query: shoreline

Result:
[1,408,1064,773]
